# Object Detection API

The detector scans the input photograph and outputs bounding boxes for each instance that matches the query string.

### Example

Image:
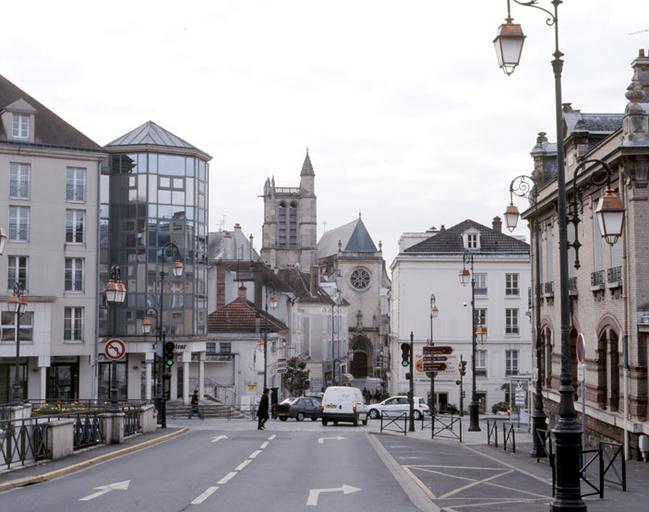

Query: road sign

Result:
[425,363,447,372]
[423,345,453,355]
[576,333,586,363]
[104,338,126,361]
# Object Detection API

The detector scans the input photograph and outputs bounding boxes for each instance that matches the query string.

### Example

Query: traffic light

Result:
[400,343,410,367]
[459,360,467,376]
[164,341,175,367]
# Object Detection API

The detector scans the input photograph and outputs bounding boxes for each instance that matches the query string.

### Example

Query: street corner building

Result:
[0,74,104,402]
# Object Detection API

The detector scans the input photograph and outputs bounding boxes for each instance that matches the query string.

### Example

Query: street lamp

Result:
[459,251,480,432]
[7,283,27,404]
[495,1,586,509]
[493,0,526,76]
[143,242,184,429]
[428,294,439,413]
[104,266,127,412]
[0,227,7,255]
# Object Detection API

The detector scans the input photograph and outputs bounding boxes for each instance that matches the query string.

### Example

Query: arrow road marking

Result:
[210,435,228,443]
[191,486,219,505]
[79,480,130,502]
[306,484,361,506]
[318,436,346,444]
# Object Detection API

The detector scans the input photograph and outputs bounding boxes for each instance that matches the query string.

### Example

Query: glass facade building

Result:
[99,122,211,400]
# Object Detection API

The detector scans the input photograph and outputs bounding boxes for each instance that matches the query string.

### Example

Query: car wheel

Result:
[296,412,305,422]
[369,409,380,419]
[414,410,422,420]
[311,417,318,422]
[279,416,287,422]
[322,418,328,426]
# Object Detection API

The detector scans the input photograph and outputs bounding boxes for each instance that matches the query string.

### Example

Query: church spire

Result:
[300,147,315,176]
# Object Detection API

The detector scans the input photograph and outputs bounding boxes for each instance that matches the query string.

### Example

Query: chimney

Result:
[492,216,502,233]
[238,284,247,302]
[309,265,320,296]
[216,260,226,309]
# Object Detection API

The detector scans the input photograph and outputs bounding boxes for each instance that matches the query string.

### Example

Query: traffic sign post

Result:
[576,332,586,450]
[423,345,453,372]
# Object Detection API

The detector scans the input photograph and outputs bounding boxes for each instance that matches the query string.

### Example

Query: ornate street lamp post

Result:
[104,266,127,412]
[495,3,624,507]
[459,251,481,432]
[7,283,27,404]
[428,294,439,412]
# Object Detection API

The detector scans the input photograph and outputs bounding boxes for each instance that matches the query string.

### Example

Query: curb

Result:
[0,427,188,492]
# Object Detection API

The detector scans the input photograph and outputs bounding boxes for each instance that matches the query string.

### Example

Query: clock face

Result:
[350,268,371,290]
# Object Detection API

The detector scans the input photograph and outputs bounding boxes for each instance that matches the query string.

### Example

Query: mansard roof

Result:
[276,268,334,305]
[318,218,378,259]
[106,120,211,160]
[0,74,102,152]
[405,219,529,255]
[207,297,288,333]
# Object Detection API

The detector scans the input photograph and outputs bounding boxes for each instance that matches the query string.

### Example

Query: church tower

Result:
[261,151,318,269]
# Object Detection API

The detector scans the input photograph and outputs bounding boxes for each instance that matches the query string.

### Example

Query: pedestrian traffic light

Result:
[400,343,410,367]
[459,360,467,376]
[164,341,175,367]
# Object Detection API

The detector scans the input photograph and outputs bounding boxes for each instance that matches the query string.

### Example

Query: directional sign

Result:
[306,484,361,506]
[79,480,130,501]
[104,338,126,361]
[425,363,447,372]
[423,345,453,355]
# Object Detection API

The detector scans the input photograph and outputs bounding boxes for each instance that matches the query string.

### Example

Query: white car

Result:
[368,396,430,420]
[320,386,369,426]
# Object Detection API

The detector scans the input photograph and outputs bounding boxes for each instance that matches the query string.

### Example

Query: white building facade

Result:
[390,219,532,414]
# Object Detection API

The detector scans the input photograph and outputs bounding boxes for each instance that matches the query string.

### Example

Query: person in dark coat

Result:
[257,388,270,430]
[188,388,203,419]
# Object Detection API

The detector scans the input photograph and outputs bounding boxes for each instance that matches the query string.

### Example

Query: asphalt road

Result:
[0,424,421,512]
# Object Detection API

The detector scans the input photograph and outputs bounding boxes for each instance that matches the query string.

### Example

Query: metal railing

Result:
[607,266,622,284]
[580,446,604,499]
[380,412,408,435]
[431,414,462,442]
[601,441,626,491]
[123,408,141,437]
[591,270,605,287]
[503,422,516,453]
[0,417,50,470]
[71,412,104,449]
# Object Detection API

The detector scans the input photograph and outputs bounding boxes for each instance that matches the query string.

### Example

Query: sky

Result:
[3,0,648,266]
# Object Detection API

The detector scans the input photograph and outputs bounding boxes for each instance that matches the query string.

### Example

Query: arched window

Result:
[543,327,553,389]
[608,329,620,412]
[596,329,608,409]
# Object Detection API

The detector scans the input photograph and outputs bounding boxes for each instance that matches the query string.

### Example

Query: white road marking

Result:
[217,472,238,485]
[79,480,130,502]
[306,484,361,506]
[249,450,262,459]
[210,435,228,443]
[318,436,346,444]
[191,486,219,505]
[398,456,426,460]
[260,441,269,449]
[235,459,252,471]
[268,434,276,440]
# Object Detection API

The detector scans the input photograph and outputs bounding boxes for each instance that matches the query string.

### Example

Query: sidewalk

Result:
[375,417,649,511]
[0,427,187,491]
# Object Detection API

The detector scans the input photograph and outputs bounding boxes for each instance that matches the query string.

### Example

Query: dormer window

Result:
[462,229,481,250]
[12,114,29,139]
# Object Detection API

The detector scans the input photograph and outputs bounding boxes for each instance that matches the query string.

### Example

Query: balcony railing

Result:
[607,266,622,284]
[568,276,578,296]
[544,281,554,296]
[591,270,605,288]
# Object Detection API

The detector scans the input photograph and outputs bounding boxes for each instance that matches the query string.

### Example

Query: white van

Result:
[320,386,369,426]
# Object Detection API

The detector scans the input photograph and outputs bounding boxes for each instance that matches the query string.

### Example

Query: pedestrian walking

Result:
[188,388,203,419]
[257,388,270,430]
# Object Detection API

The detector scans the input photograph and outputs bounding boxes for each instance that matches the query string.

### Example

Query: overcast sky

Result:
[4,0,648,265]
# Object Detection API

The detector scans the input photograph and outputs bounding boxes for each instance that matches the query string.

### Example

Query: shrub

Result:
[492,401,509,414]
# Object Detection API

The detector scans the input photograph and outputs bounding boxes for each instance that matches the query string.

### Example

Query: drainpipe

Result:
[621,166,630,461]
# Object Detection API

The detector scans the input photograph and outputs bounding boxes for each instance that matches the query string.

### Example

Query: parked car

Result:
[320,386,369,426]
[368,396,430,420]
[275,396,322,421]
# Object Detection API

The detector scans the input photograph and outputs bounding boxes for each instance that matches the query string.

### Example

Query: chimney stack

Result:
[309,265,320,296]
[216,260,226,309]
[492,216,502,233]
[238,284,247,302]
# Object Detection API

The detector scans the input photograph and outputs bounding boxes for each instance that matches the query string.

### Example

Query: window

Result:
[474,308,487,327]
[9,163,30,198]
[219,342,232,353]
[506,350,519,376]
[1,311,34,342]
[476,350,487,377]
[7,256,28,290]
[65,210,85,243]
[474,273,487,295]
[64,307,84,341]
[8,206,29,241]
[505,273,519,296]
[505,308,519,334]
[350,268,371,290]
[206,342,217,354]
[467,234,479,249]
[65,168,86,201]
[65,258,84,292]
[12,114,29,139]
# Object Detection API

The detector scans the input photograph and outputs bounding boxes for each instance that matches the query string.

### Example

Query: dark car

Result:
[275,396,322,421]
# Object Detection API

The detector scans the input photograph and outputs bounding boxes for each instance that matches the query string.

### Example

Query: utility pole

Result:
[408,331,415,432]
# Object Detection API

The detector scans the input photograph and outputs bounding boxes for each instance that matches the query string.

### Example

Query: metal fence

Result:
[380,412,408,435]
[123,408,141,437]
[502,422,516,453]
[431,414,462,442]
[0,417,50,470]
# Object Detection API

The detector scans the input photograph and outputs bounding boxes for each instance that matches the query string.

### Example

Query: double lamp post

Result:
[495,1,625,509]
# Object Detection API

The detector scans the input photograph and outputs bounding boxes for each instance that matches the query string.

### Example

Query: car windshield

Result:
[280,398,298,405]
